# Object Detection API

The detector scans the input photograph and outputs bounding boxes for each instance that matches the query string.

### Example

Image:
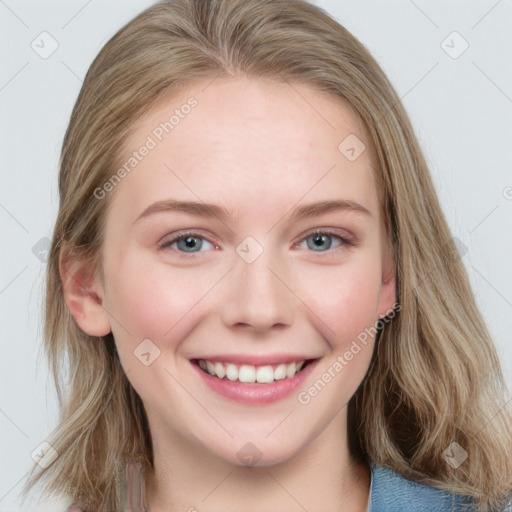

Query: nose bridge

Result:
[220,236,295,331]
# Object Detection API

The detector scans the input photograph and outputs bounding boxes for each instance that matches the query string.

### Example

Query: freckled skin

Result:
[93,76,396,511]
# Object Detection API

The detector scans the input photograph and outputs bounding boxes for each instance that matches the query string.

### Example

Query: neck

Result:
[144,410,371,512]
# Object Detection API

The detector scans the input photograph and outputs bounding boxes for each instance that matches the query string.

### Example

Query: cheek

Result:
[295,257,383,349]
[294,262,382,410]
[103,250,221,344]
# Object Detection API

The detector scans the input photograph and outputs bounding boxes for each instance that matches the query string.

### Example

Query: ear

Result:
[59,249,112,337]
[377,242,397,319]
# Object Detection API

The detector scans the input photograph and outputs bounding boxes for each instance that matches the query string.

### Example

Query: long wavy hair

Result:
[22,0,512,510]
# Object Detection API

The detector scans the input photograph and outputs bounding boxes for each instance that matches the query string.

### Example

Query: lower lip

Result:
[192,360,318,405]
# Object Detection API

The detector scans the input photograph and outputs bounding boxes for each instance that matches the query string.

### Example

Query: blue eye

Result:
[298,231,349,252]
[158,232,214,253]
[158,229,353,256]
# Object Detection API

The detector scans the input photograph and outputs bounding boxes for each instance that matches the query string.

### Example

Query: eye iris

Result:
[307,234,332,251]
[178,236,202,252]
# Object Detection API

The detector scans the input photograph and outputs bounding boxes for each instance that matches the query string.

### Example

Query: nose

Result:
[220,246,295,333]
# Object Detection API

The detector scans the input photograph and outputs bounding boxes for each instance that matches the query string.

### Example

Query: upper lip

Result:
[191,354,318,366]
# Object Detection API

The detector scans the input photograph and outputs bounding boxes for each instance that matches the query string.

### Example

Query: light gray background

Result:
[1,1,511,510]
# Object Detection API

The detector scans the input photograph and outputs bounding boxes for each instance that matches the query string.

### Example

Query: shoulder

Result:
[368,465,475,512]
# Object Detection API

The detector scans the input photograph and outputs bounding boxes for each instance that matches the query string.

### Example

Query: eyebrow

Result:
[133,198,372,225]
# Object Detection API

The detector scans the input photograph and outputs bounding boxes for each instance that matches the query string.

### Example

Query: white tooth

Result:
[274,364,287,380]
[226,364,239,381]
[256,365,274,383]
[206,361,215,375]
[238,365,256,383]
[286,362,297,378]
[214,362,226,378]
[205,361,305,382]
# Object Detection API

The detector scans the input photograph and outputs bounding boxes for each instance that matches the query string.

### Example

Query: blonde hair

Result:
[22,0,512,510]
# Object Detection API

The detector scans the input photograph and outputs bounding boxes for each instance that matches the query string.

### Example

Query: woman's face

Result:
[93,76,395,466]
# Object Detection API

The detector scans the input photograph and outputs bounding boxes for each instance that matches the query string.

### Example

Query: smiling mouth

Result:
[192,359,314,384]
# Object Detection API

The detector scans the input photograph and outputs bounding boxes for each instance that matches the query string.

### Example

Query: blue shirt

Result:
[368,465,512,512]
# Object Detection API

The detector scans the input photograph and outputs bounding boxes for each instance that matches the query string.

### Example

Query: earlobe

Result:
[59,251,112,337]
[378,259,397,319]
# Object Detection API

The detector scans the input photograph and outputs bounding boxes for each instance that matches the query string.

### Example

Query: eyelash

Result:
[157,229,356,257]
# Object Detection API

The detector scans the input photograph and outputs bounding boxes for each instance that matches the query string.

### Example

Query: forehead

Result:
[110,75,380,223]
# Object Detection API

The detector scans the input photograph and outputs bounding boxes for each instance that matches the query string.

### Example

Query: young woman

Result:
[22,0,512,511]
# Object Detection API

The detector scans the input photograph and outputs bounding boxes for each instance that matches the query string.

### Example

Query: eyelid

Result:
[295,227,356,246]
[157,229,217,250]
